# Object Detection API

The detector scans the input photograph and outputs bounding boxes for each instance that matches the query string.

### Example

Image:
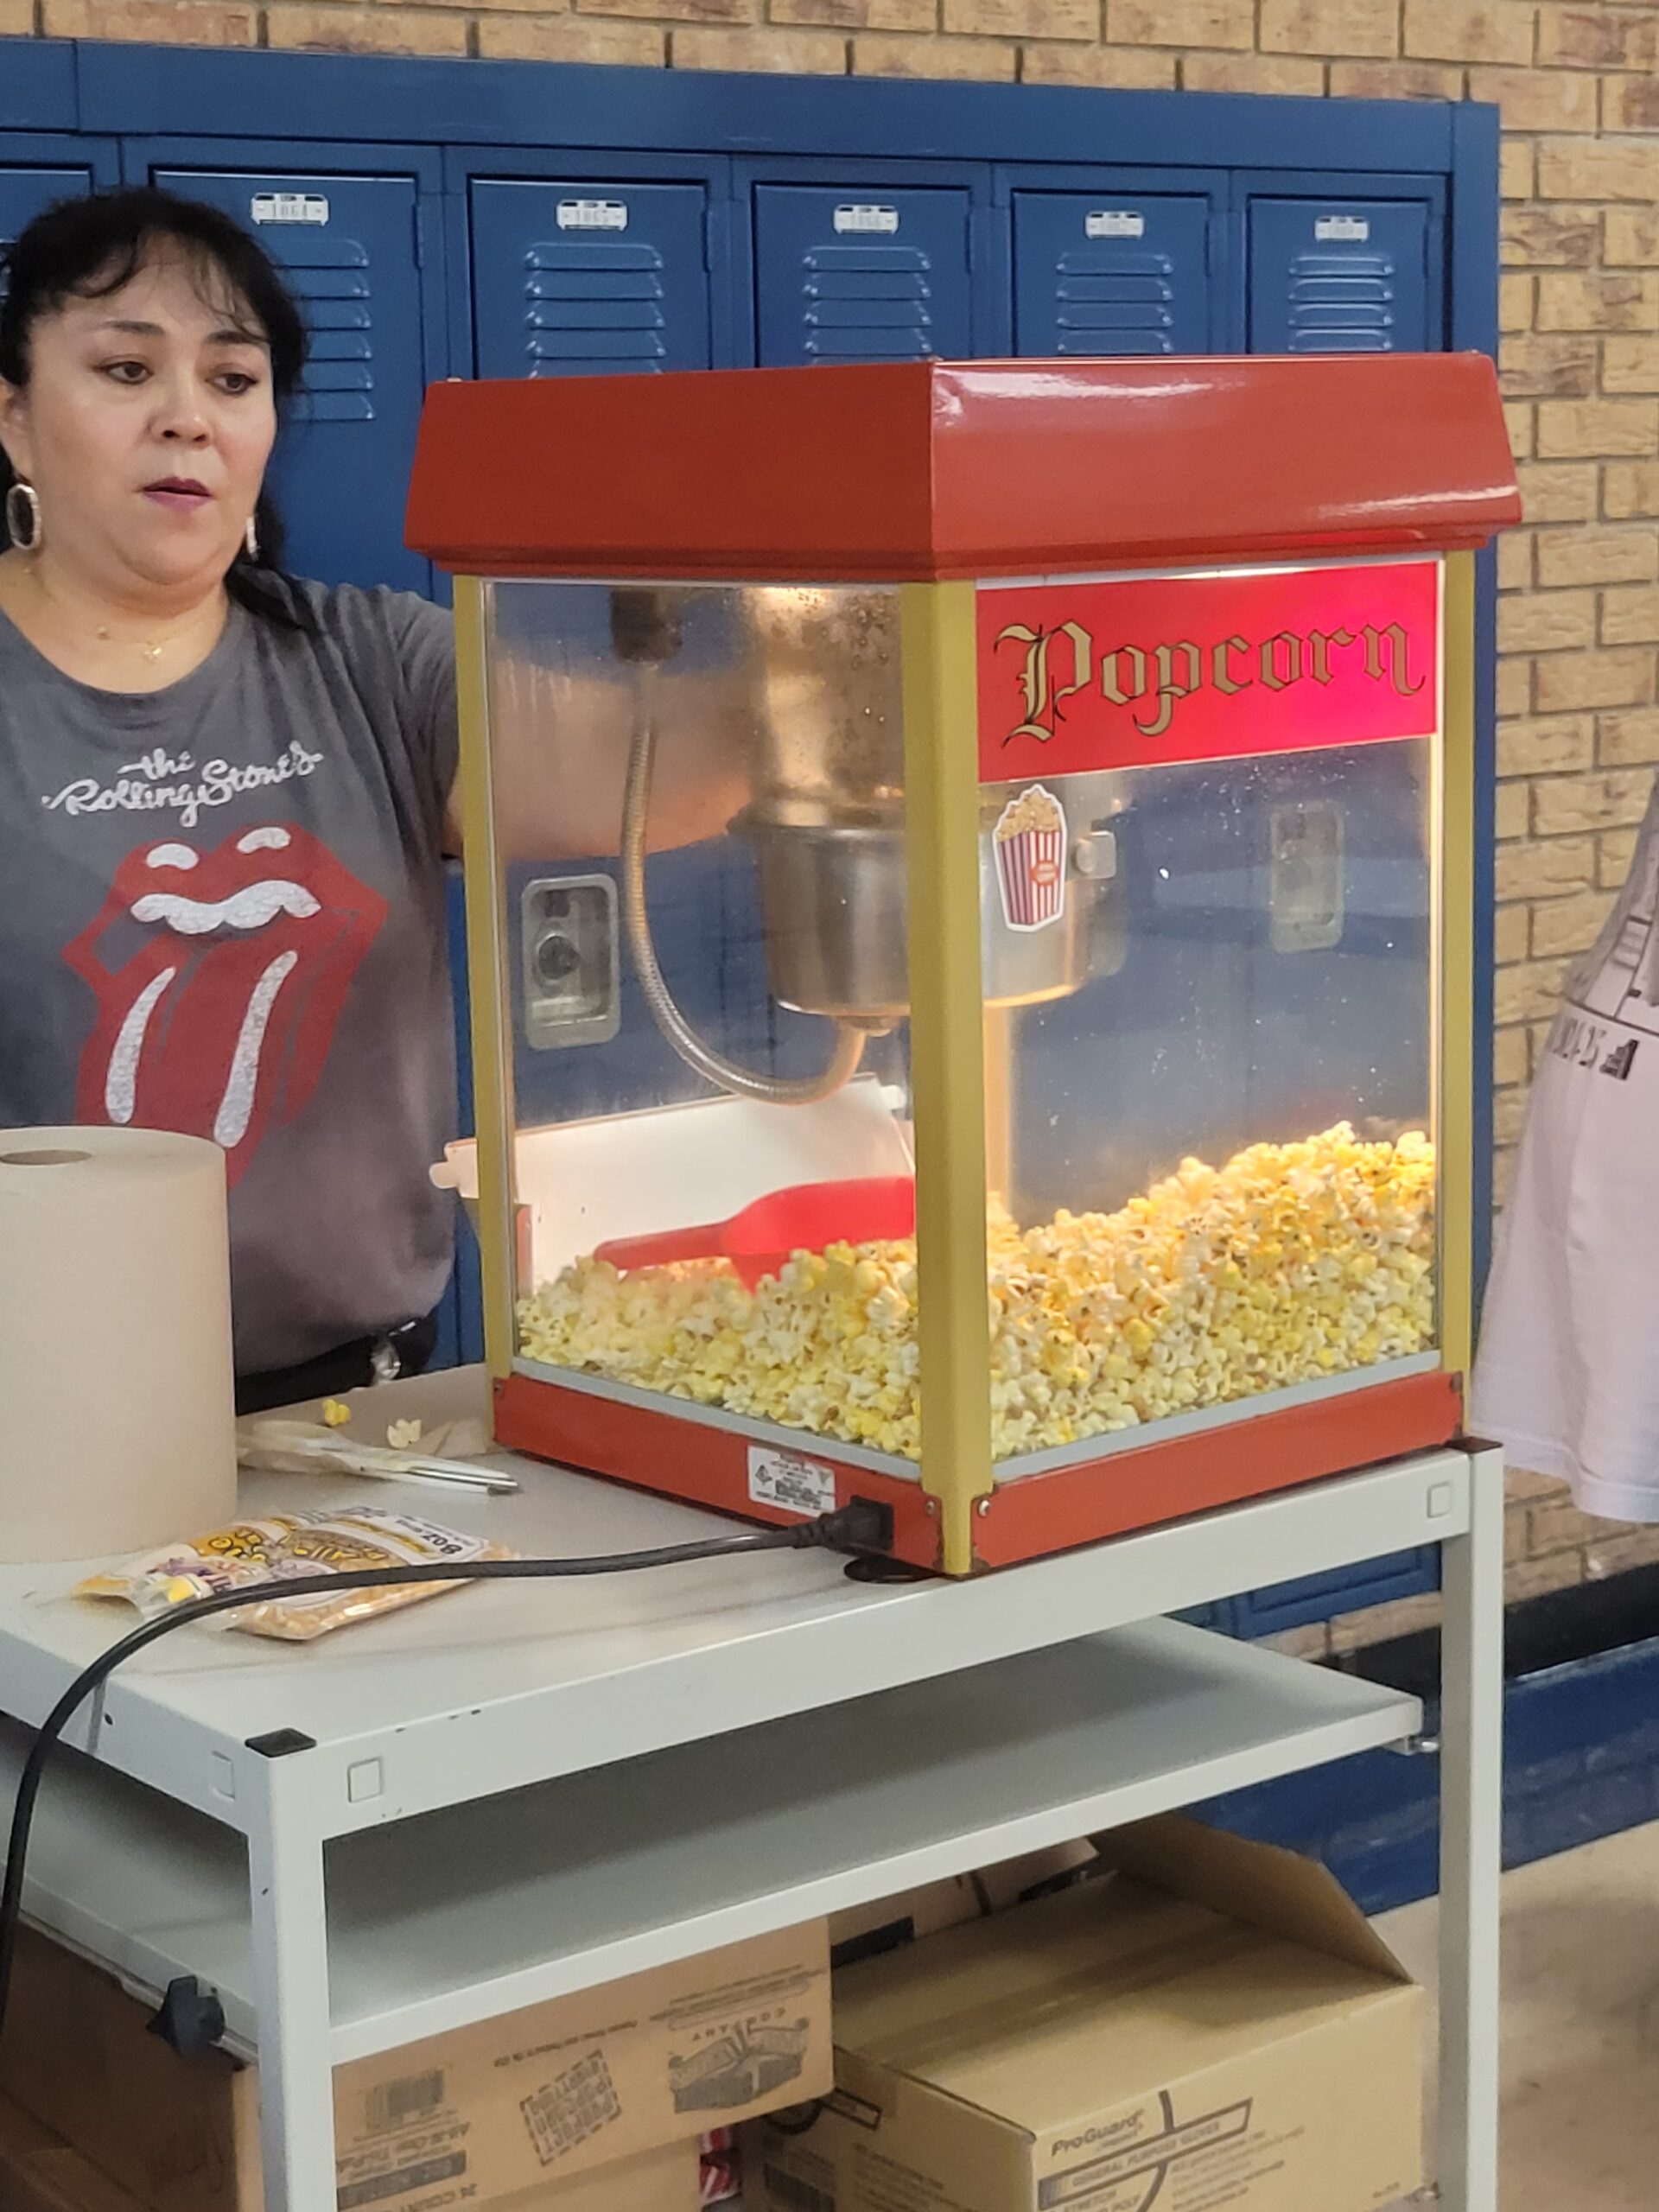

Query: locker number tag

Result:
[834,204,900,236]
[558,200,629,232]
[1086,210,1145,240]
[1314,215,1370,243]
[251,193,329,227]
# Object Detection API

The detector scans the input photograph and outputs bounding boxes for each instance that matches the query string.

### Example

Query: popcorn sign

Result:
[976,558,1440,780]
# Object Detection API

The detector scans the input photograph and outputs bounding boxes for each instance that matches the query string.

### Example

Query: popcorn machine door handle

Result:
[594,1174,917,1286]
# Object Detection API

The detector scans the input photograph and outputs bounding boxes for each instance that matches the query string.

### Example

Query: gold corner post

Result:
[900,582,995,1574]
[454,576,518,1380]
[1440,551,1477,1383]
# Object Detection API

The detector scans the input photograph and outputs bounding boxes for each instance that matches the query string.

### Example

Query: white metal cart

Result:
[0,1390,1503,2212]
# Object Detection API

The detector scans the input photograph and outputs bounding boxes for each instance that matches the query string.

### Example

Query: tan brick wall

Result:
[1265,1475,1659,1661]
[12,0,1655,1640]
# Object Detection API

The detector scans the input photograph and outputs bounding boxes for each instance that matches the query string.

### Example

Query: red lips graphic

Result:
[63,828,386,1184]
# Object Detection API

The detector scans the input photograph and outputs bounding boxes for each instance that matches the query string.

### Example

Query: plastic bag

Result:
[236,1409,494,1478]
[75,1508,516,1642]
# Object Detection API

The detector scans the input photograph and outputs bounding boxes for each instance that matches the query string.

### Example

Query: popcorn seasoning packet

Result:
[75,1509,517,1642]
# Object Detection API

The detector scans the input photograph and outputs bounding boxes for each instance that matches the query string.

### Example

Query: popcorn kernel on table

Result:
[518,1125,1436,1462]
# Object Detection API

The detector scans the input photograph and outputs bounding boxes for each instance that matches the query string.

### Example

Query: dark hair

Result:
[0,186,314,630]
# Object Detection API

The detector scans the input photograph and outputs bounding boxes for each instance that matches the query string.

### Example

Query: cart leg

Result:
[1435,1444,1505,2212]
[248,1766,336,2212]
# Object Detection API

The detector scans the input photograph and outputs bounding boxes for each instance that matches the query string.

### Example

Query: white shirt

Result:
[1473,780,1659,1520]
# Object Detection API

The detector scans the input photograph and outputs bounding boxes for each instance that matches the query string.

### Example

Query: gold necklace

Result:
[98,626,167,664]
[22,559,172,662]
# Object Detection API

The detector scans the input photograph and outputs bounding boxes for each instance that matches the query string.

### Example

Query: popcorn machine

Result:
[407,356,1519,1575]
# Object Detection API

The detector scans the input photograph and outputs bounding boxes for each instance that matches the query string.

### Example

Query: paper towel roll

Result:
[0,1128,238,1565]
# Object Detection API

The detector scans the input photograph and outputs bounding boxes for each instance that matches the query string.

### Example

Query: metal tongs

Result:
[237,1423,520,1497]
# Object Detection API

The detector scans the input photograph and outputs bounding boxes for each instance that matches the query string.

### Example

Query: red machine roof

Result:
[404,353,1520,582]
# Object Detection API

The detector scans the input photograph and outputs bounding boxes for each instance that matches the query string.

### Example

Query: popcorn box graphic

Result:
[994,784,1067,931]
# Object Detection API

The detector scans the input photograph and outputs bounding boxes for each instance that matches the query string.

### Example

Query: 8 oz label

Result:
[748,1447,837,1517]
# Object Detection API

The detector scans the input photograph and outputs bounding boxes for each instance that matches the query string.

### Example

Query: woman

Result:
[0,189,464,1412]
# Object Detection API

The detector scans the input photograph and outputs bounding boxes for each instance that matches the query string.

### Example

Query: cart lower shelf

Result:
[3,1614,1420,2064]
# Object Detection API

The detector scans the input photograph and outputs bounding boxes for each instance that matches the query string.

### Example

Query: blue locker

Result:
[0,162,100,278]
[1013,191,1212,357]
[753,185,973,366]
[1248,195,1435,354]
[470,179,712,378]
[1241,1553,1444,1640]
[151,168,432,593]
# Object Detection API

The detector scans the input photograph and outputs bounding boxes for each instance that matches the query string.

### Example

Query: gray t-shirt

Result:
[0,579,459,1376]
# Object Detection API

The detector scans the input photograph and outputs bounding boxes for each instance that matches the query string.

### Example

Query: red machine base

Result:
[494,1368,1465,1575]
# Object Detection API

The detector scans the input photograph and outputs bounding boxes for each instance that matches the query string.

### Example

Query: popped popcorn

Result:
[995,785,1065,841]
[518,1124,1437,1463]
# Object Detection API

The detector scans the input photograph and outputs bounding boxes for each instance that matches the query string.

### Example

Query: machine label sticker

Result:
[60,825,386,1187]
[251,192,329,226]
[977,559,1440,780]
[993,785,1069,932]
[748,1446,838,1517]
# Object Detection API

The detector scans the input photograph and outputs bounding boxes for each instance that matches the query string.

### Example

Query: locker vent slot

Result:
[798,245,938,363]
[283,238,376,423]
[1050,247,1182,356]
[522,240,672,374]
[1285,249,1400,353]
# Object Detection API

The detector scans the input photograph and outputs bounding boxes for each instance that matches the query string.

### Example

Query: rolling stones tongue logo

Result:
[63,828,386,1184]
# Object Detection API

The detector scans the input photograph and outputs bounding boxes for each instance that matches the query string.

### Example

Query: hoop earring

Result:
[5,480,41,554]
[244,513,260,562]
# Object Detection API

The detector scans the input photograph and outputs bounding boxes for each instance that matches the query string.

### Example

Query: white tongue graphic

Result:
[130,880,321,935]
[105,968,178,1124]
[214,951,300,1149]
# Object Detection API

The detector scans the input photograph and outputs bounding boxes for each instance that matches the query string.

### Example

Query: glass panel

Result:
[984,727,1437,1468]
[481,579,922,1462]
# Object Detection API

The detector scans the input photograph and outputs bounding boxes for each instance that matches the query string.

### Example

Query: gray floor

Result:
[1380,1823,1659,2209]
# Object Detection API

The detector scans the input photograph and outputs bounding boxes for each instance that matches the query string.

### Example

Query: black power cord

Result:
[0,1497,895,2049]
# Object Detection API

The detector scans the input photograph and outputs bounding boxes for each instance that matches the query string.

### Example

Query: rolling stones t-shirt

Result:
[0,581,459,1376]
[1473,775,1659,1521]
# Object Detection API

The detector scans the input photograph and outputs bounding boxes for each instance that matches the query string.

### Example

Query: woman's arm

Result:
[442,659,752,863]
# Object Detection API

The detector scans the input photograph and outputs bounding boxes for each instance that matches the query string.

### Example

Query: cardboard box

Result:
[2,1919,829,2212]
[0,2094,151,2212]
[827,1841,1097,1965]
[747,1819,1423,2212]
[491,2141,701,2209]
[0,2097,694,2212]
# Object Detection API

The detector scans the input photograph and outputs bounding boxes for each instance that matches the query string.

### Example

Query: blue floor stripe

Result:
[1194,1636,1659,1914]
